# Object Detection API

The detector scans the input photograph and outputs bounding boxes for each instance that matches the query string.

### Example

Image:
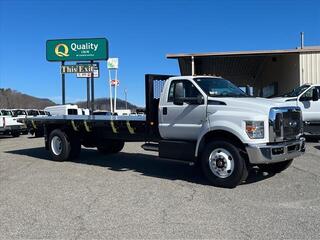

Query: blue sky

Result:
[0,0,319,107]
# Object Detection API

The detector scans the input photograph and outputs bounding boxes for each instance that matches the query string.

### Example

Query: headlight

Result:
[245,121,264,139]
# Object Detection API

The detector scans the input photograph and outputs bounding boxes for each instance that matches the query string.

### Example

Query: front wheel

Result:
[201,141,248,188]
[11,131,20,138]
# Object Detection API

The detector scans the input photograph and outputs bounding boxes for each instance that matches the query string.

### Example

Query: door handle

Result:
[163,107,167,115]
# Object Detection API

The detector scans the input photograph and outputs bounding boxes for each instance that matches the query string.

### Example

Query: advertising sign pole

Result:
[108,69,113,113]
[90,60,95,112]
[114,69,118,112]
[86,77,90,109]
[61,61,66,104]
[125,88,128,110]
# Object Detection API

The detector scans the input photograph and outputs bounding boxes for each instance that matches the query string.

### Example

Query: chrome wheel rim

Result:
[209,148,234,178]
[51,136,62,155]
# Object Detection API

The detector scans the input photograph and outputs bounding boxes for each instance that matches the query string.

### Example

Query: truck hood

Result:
[208,97,291,115]
[272,97,297,102]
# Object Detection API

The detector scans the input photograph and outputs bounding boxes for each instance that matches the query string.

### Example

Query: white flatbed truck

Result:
[22,74,305,188]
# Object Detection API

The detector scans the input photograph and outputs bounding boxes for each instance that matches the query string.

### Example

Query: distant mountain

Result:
[75,98,139,111]
[0,88,140,111]
[0,88,56,109]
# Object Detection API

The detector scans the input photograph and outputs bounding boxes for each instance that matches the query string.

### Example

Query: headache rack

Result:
[145,74,173,141]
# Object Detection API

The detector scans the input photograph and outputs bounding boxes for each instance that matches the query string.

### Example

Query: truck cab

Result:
[0,109,24,137]
[155,76,305,187]
[273,84,320,136]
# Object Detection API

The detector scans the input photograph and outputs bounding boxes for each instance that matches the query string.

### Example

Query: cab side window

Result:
[168,80,201,102]
[300,87,317,101]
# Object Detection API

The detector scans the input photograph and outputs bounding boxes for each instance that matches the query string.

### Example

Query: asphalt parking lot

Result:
[0,135,320,239]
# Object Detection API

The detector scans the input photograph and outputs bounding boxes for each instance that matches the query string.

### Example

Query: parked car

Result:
[273,84,320,137]
[0,109,25,137]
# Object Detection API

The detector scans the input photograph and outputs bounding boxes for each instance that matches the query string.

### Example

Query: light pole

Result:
[124,88,128,109]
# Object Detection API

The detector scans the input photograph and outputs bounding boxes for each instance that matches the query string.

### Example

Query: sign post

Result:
[107,58,119,113]
[90,60,95,111]
[76,62,99,110]
[86,77,90,109]
[61,61,65,104]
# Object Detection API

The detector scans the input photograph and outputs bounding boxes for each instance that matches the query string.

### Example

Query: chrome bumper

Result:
[246,138,305,164]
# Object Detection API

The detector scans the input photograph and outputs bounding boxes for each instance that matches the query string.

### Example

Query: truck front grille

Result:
[269,107,302,142]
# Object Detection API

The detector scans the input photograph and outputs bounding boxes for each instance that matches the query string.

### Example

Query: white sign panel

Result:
[107,58,119,69]
[76,62,99,78]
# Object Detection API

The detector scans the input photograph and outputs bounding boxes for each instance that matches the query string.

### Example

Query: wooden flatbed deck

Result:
[21,115,150,142]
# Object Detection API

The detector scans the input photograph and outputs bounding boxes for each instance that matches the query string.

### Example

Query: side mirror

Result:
[197,95,204,104]
[312,88,319,101]
[173,82,184,105]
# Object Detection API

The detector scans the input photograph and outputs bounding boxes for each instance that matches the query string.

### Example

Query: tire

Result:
[259,159,293,173]
[48,129,71,161]
[97,140,125,154]
[11,131,20,138]
[201,140,248,188]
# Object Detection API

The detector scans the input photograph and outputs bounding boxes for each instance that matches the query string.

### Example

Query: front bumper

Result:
[0,125,27,132]
[246,138,305,164]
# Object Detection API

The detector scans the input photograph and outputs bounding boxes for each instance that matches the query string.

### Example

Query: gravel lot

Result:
[0,135,320,239]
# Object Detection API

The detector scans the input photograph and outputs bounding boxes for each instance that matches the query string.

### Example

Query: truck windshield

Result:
[28,110,39,116]
[14,110,27,115]
[1,110,12,116]
[282,84,310,97]
[195,78,248,97]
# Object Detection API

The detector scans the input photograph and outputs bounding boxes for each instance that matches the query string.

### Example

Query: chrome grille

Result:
[269,107,302,142]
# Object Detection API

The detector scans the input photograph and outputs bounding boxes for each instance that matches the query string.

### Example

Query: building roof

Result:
[167,46,320,59]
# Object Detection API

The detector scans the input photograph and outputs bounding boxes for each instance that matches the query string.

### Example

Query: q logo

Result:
[54,43,69,57]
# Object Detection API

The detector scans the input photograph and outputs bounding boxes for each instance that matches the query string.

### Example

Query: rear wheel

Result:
[49,129,71,161]
[11,131,20,138]
[258,159,293,173]
[201,140,248,188]
[97,140,125,154]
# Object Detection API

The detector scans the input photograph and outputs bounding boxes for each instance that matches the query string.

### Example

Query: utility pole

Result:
[124,88,128,109]
[300,32,304,49]
[90,60,95,112]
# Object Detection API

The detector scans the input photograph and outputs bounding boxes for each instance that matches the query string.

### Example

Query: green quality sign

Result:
[46,38,108,61]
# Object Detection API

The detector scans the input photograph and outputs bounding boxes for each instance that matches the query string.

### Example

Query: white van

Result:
[79,108,90,115]
[44,105,81,116]
[114,109,131,116]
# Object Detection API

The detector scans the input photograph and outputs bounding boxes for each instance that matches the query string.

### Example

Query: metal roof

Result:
[167,46,320,59]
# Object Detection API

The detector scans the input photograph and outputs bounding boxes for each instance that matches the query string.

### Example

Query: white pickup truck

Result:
[22,75,305,188]
[0,109,26,137]
[273,84,320,136]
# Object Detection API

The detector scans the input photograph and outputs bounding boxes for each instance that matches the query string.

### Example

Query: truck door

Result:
[298,86,320,122]
[159,79,206,140]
